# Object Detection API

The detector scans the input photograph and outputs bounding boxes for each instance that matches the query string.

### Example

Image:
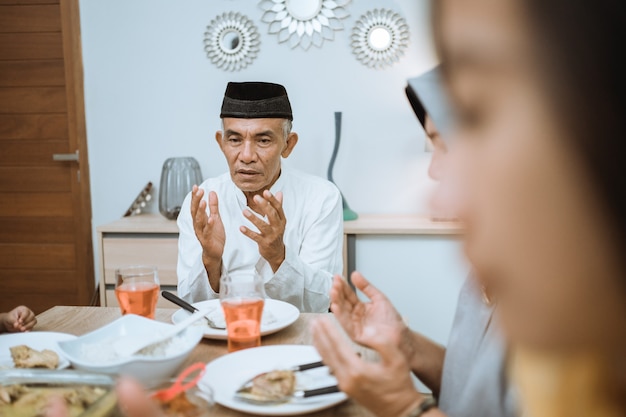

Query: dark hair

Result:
[523,0,626,261]
[432,0,626,263]
[405,85,427,128]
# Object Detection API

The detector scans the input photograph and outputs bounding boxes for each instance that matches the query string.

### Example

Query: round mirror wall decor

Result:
[259,0,351,50]
[204,12,260,72]
[351,8,409,69]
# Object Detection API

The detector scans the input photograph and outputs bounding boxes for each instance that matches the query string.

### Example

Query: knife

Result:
[161,290,226,330]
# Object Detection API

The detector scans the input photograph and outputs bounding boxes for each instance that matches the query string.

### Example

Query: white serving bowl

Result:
[57,314,203,387]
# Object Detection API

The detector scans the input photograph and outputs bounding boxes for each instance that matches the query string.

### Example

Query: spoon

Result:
[112,308,210,358]
[161,290,226,330]
[152,362,206,403]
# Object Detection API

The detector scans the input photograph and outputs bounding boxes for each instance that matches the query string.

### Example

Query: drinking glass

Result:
[114,265,160,319]
[219,271,265,352]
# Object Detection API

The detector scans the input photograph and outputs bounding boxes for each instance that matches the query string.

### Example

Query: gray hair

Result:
[221,119,293,141]
[281,119,292,140]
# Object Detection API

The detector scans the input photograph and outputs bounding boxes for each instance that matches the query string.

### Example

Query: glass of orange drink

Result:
[220,271,265,352]
[114,265,160,319]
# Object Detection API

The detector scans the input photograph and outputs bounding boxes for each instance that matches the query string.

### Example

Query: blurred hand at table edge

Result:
[45,376,164,417]
[0,305,37,333]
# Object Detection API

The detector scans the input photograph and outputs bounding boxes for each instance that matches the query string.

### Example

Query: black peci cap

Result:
[220,81,293,121]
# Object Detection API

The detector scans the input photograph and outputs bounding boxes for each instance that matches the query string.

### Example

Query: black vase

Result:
[327,112,358,221]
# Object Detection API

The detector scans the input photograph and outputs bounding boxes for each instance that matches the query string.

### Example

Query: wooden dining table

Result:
[35,306,376,417]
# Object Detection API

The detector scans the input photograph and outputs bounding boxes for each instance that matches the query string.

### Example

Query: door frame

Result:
[60,0,96,304]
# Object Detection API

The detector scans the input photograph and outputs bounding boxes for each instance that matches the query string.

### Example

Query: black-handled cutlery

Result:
[161,290,226,330]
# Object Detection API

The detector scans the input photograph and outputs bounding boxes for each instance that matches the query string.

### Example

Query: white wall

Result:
[80,0,438,219]
[80,0,468,347]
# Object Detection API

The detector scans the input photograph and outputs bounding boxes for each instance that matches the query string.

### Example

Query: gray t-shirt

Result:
[437,277,518,417]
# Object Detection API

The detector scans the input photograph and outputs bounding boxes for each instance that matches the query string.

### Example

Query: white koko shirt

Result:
[176,168,343,313]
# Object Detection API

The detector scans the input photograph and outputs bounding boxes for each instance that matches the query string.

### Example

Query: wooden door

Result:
[0,0,94,313]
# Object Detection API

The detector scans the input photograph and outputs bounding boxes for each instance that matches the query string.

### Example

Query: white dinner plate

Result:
[200,345,347,415]
[0,331,76,370]
[170,299,300,340]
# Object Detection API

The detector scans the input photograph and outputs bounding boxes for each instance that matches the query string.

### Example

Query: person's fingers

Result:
[311,318,345,372]
[44,395,68,417]
[15,311,36,331]
[337,275,360,306]
[329,282,355,318]
[193,200,209,233]
[16,306,34,323]
[311,318,364,391]
[191,187,209,230]
[330,277,360,320]
[116,377,162,417]
[5,309,21,331]
[374,337,410,369]
[329,279,344,307]
[208,191,220,219]
[261,190,285,221]
[251,195,279,226]
[242,209,269,233]
[23,315,37,331]
[351,271,386,302]
[190,185,202,218]
[240,225,262,243]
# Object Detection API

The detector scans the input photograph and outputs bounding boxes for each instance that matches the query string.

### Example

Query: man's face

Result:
[216,118,298,193]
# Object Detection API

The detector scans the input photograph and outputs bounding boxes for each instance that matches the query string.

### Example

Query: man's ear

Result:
[281,132,298,158]
[215,130,224,151]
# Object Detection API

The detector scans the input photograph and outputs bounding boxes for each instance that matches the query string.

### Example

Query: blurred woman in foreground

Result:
[312,0,626,416]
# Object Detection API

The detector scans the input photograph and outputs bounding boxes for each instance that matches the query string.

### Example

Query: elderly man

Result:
[177,82,343,313]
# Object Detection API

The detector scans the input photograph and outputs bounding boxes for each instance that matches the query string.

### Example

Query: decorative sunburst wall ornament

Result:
[259,0,351,50]
[351,8,410,70]
[204,12,260,72]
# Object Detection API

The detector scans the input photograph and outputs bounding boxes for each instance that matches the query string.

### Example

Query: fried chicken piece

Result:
[250,370,296,400]
[10,345,59,369]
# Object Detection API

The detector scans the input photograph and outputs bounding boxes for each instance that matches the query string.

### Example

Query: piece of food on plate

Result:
[250,370,296,400]
[0,384,108,417]
[10,345,59,369]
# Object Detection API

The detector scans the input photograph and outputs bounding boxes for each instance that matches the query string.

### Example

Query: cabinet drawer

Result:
[105,288,178,309]
[102,237,178,286]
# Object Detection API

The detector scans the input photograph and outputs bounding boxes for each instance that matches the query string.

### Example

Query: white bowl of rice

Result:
[57,314,203,387]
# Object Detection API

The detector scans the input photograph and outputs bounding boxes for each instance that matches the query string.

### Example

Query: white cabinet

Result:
[97,214,179,308]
